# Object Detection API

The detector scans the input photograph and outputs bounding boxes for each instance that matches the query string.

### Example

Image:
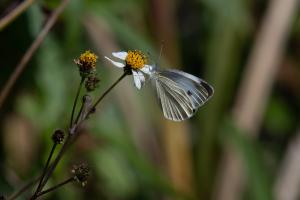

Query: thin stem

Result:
[8,176,40,200]
[37,135,72,194]
[32,143,57,198]
[0,0,35,31]
[36,177,74,198]
[91,72,127,113]
[73,72,128,130]
[70,77,85,128]
[30,72,128,197]
[0,0,70,110]
[74,96,87,126]
[74,95,91,125]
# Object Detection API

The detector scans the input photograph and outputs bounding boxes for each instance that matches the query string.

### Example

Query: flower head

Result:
[72,163,90,187]
[104,50,154,89]
[52,129,65,144]
[125,50,148,70]
[75,50,98,78]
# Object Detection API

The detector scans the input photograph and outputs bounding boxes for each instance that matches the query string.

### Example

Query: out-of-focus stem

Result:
[274,127,300,200]
[0,0,70,110]
[215,0,299,199]
[8,176,40,200]
[0,0,35,31]
[150,0,195,197]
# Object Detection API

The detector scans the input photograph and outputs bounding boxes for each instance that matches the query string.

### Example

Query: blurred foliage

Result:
[0,0,300,199]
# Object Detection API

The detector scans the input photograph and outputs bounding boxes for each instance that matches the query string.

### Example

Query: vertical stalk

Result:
[31,143,57,198]
[70,77,85,128]
[37,135,72,194]
[30,72,128,198]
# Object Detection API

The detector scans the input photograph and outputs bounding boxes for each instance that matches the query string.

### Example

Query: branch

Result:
[274,127,300,200]
[0,0,70,110]
[0,0,35,31]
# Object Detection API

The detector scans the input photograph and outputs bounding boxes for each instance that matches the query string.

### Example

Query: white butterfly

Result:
[149,67,214,121]
[105,51,214,121]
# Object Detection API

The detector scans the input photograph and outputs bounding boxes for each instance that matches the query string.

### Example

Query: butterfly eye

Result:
[187,90,192,96]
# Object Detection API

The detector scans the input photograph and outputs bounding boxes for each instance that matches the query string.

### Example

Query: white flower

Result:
[104,50,153,89]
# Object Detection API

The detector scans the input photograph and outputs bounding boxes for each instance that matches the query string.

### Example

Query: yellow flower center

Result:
[125,50,147,70]
[79,50,98,68]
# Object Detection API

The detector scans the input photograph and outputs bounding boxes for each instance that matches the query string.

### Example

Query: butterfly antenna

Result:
[158,41,164,64]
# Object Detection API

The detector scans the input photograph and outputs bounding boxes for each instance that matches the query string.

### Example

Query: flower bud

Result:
[74,50,98,78]
[72,163,90,187]
[52,129,65,144]
[85,76,100,92]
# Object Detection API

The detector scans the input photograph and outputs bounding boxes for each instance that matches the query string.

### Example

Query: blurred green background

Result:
[0,0,300,199]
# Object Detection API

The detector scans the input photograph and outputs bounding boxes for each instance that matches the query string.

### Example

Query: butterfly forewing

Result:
[153,74,196,121]
[152,69,214,121]
[158,70,214,108]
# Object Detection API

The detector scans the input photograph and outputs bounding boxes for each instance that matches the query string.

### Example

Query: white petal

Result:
[137,70,145,85]
[112,51,128,60]
[140,64,153,75]
[132,70,145,90]
[104,56,125,68]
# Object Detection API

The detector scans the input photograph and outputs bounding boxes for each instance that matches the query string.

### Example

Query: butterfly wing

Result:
[152,69,214,121]
[158,69,214,108]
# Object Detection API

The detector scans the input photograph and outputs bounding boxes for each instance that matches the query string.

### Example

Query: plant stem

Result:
[37,135,72,194]
[8,176,40,200]
[0,0,70,110]
[72,72,128,131]
[70,77,85,128]
[30,72,128,198]
[90,72,127,114]
[36,177,74,198]
[32,143,57,198]
[0,0,35,31]
[74,95,92,125]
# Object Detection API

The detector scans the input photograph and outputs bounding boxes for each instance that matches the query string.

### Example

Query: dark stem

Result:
[30,72,128,198]
[74,72,128,130]
[37,135,72,193]
[70,77,85,128]
[74,97,87,126]
[8,177,40,200]
[0,0,70,110]
[32,143,57,198]
[32,76,85,196]
[90,72,127,113]
[36,177,74,198]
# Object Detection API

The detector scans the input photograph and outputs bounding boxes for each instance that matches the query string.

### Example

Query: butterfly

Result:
[149,68,214,121]
[105,50,214,121]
